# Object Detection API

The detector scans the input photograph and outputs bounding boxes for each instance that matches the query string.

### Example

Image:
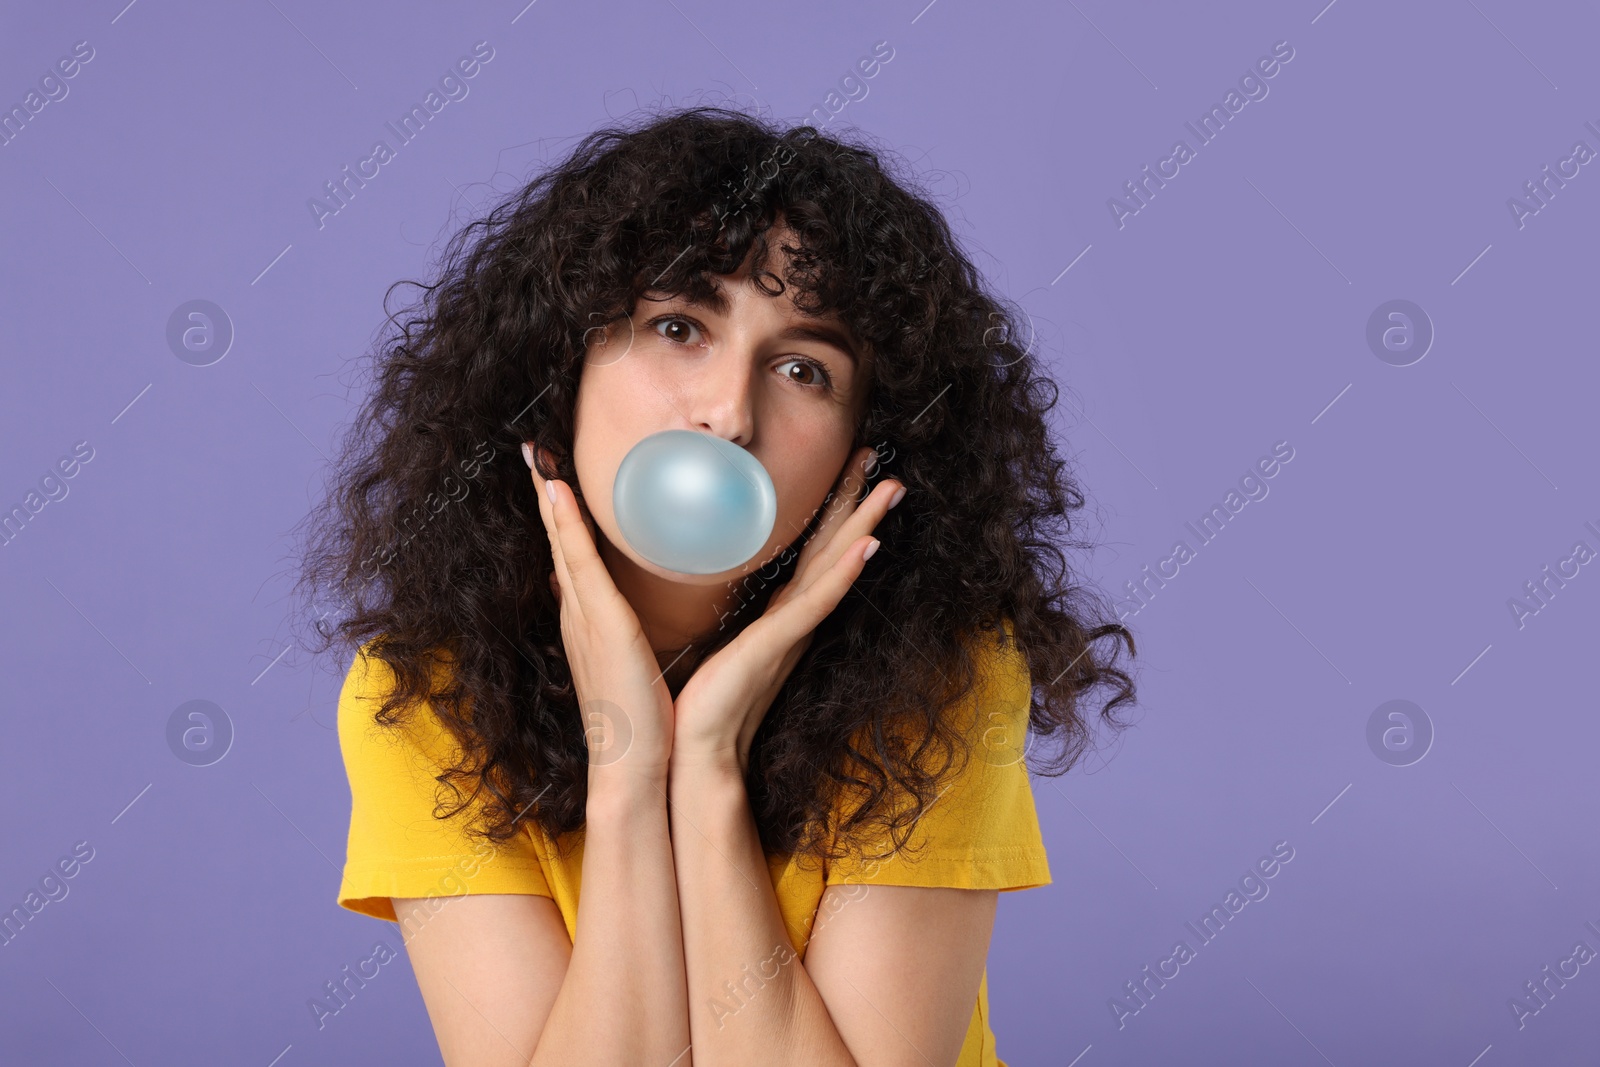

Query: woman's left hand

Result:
[671,445,905,777]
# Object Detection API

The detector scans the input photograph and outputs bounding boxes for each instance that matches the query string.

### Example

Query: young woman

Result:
[298,106,1136,1067]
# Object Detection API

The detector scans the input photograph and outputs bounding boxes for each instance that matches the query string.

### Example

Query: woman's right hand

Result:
[527,443,675,796]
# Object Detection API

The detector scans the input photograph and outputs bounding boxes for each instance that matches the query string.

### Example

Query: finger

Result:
[536,444,605,554]
[760,533,881,652]
[530,444,574,599]
[543,473,619,609]
[795,470,902,593]
[790,487,897,609]
[793,446,877,573]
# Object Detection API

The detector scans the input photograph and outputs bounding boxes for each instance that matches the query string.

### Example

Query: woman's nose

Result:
[684,356,755,447]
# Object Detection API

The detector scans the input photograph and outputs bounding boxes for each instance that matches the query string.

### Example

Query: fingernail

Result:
[545,479,556,503]
[863,538,880,561]
[888,485,906,509]
[521,442,534,469]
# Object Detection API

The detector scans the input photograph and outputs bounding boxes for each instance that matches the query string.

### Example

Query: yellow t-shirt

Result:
[336,628,1051,1067]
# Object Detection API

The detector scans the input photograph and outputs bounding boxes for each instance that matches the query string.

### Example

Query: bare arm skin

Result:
[393,760,996,1067]
[669,754,997,1067]
[386,454,692,1066]
[393,770,688,1067]
[662,448,999,1064]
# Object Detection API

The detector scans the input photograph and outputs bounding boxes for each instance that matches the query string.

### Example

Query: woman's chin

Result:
[612,538,791,587]
[594,532,737,586]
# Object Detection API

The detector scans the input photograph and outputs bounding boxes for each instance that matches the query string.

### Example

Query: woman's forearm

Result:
[669,755,856,1067]
[531,768,691,1066]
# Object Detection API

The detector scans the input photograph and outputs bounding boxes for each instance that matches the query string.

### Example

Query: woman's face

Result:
[571,227,870,588]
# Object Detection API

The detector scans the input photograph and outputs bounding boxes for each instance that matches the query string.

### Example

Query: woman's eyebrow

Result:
[778,323,859,367]
[663,288,859,367]
[675,286,731,316]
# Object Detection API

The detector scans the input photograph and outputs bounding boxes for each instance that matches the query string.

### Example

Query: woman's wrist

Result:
[668,747,746,801]
[586,762,670,819]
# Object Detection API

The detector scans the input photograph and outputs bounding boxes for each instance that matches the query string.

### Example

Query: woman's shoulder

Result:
[834,618,1031,770]
[967,619,1031,707]
[936,619,1032,749]
[336,638,469,778]
[823,619,1051,890]
[334,639,554,921]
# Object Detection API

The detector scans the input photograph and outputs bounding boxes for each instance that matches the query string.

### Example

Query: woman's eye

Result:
[778,358,832,390]
[645,315,831,391]
[650,316,703,345]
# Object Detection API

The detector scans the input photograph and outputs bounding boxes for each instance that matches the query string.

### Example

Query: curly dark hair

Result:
[293,104,1137,872]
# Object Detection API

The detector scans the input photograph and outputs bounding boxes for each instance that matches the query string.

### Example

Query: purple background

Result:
[3,0,1596,1063]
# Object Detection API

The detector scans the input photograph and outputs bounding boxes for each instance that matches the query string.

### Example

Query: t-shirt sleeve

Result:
[336,643,552,922]
[824,630,1053,893]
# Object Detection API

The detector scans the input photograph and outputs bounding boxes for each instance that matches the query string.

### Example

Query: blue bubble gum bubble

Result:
[612,429,777,575]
